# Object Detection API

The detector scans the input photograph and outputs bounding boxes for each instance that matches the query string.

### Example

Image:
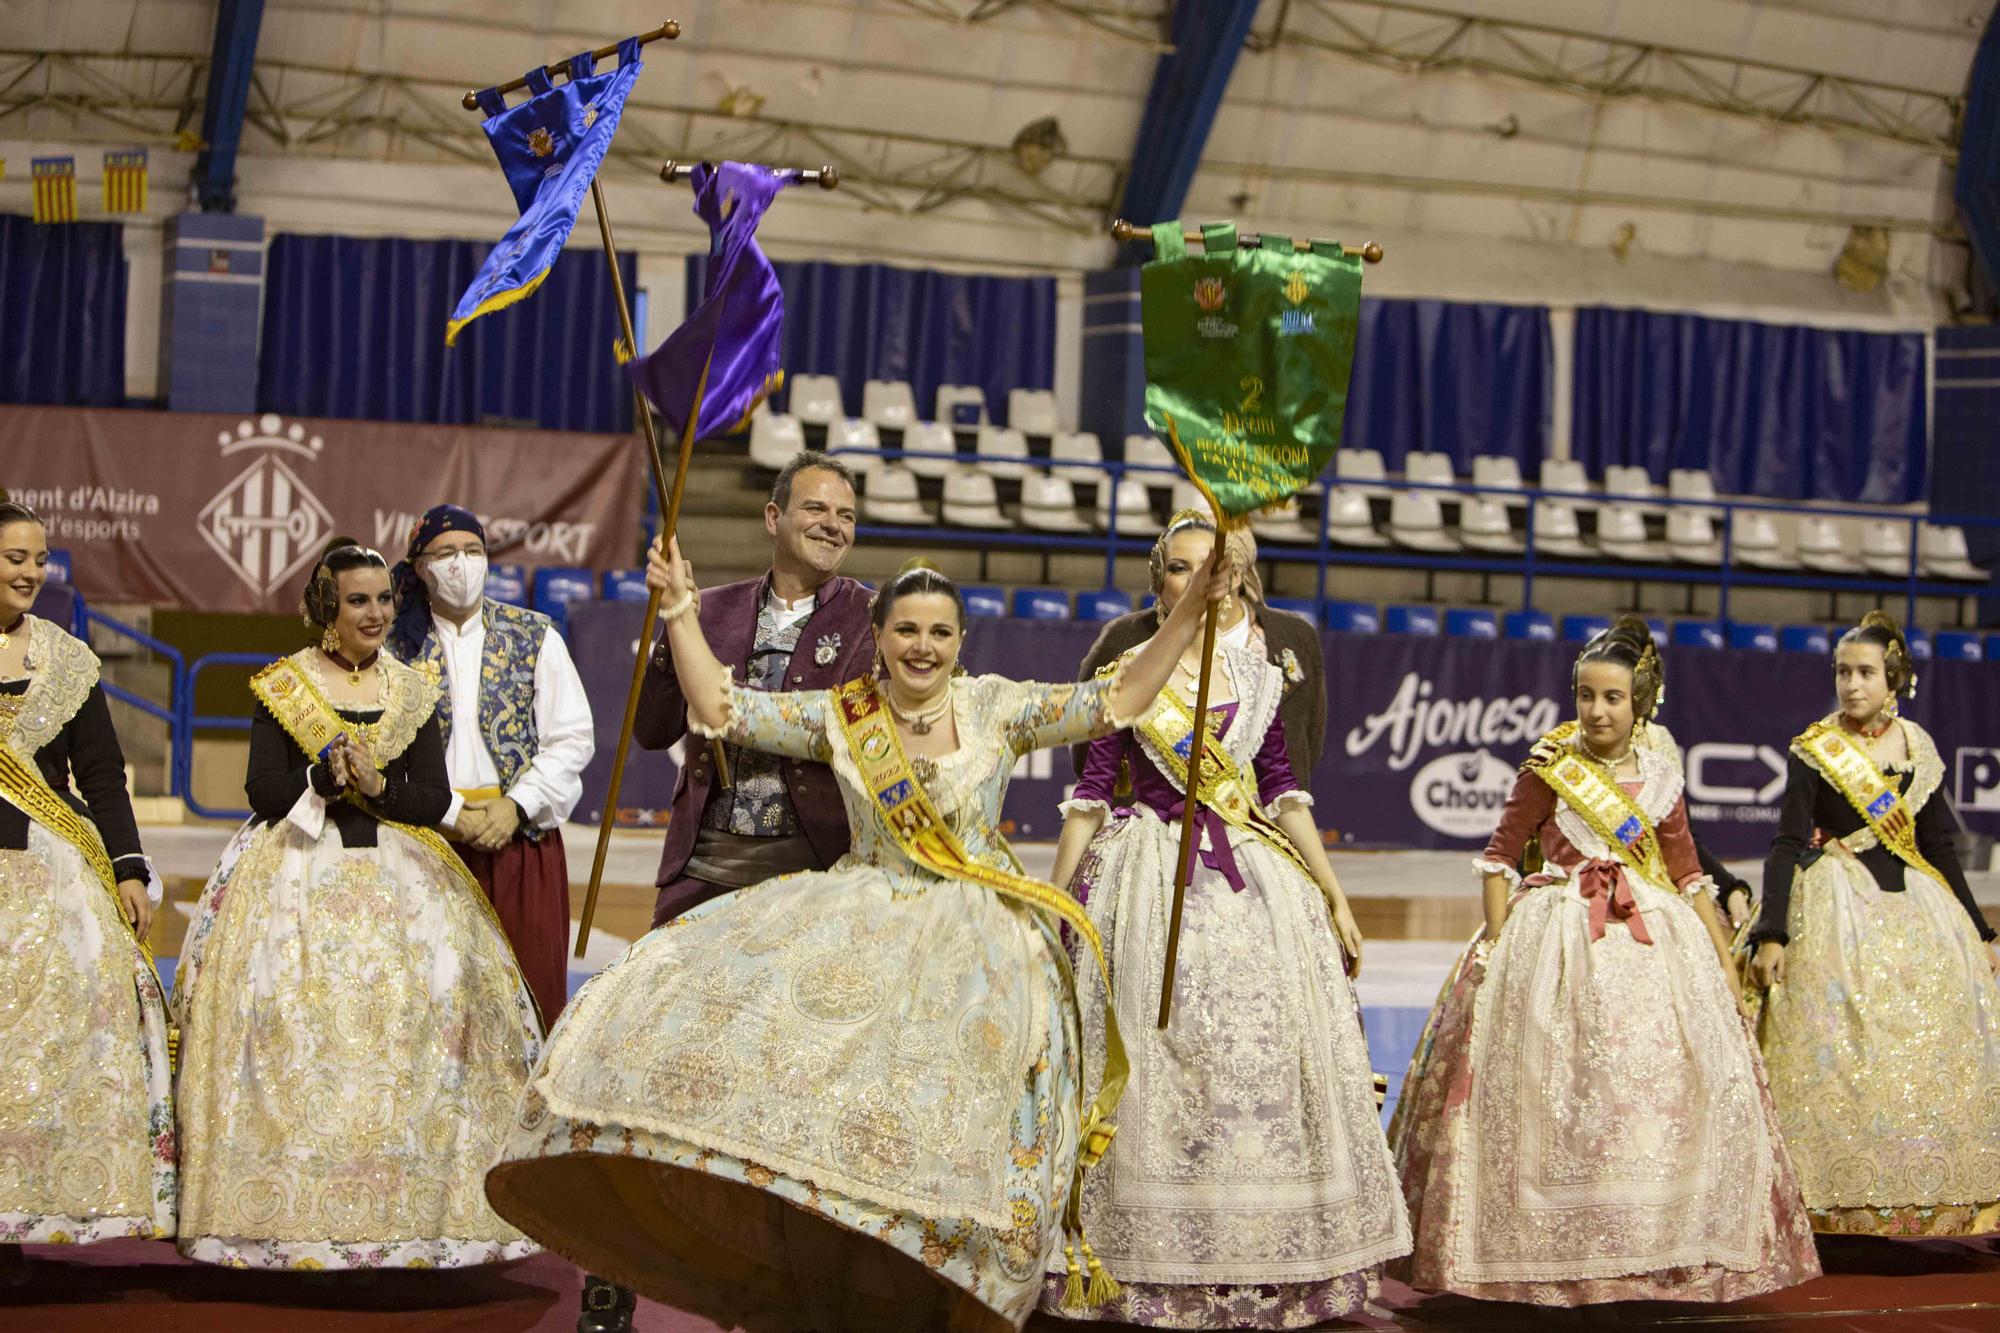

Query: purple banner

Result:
[569,601,2000,860]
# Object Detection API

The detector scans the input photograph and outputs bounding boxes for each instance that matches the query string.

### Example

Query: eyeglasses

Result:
[418,545,485,565]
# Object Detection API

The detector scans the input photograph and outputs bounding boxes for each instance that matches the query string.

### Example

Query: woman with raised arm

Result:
[0,502,173,1273]
[172,538,541,1270]
[1747,611,2000,1236]
[486,541,1231,1333]
[1391,616,1818,1304]
[1037,510,1407,1328]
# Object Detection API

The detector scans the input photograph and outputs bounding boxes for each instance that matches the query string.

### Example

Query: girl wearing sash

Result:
[485,544,1230,1333]
[1038,512,1408,1328]
[0,502,173,1267]
[1391,617,1817,1304]
[173,538,541,1270]
[1747,611,2000,1236]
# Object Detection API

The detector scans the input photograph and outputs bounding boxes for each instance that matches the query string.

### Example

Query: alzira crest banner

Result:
[1139,221,1362,518]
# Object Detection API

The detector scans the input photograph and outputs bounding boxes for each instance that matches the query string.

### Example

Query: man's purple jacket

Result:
[635,571,876,894]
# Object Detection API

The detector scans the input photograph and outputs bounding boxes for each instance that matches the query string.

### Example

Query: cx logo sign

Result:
[1686,743,1788,805]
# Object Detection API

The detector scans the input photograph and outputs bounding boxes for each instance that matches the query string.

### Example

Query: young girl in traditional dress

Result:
[1039,512,1407,1328]
[1748,611,2000,1236]
[173,538,541,1269]
[0,502,173,1273]
[1392,616,1819,1304]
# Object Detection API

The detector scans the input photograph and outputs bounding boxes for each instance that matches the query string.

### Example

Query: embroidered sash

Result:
[1138,689,1311,879]
[1794,718,1945,886]
[250,655,532,1015]
[832,677,1129,1221]
[1525,725,1668,888]
[0,730,132,932]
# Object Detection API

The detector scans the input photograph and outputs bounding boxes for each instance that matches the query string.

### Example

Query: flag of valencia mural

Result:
[1139,222,1363,518]
[446,40,644,345]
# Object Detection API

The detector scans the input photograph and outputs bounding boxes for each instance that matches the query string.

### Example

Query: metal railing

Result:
[180,651,278,821]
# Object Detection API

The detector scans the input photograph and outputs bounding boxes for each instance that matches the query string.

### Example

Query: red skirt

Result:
[459,830,571,1027]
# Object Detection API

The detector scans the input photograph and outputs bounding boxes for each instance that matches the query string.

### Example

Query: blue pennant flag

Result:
[627,162,797,440]
[446,39,644,346]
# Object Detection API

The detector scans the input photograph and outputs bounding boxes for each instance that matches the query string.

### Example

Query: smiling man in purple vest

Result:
[636,450,872,929]
[387,505,594,1025]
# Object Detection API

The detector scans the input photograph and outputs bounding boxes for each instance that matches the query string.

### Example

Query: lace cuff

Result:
[1472,856,1520,887]
[1680,873,1719,900]
[1058,796,1113,819]
[1264,790,1313,819]
[285,780,328,841]
[684,679,742,741]
[111,853,162,904]
[1099,654,1142,733]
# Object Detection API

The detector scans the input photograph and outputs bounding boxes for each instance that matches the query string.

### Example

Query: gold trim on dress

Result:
[1524,723,1668,887]
[1793,718,1946,887]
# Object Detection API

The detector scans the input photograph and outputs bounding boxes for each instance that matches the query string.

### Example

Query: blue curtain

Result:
[686,255,1055,425]
[260,234,635,432]
[0,214,127,406]
[1573,306,1926,504]
[1340,298,1551,471]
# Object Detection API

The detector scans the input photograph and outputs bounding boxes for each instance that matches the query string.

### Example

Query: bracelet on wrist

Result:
[660,590,697,624]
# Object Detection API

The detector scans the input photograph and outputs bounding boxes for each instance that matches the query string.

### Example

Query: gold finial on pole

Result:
[660,161,841,189]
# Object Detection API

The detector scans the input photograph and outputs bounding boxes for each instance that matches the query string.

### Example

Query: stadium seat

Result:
[825,417,882,472]
[1733,511,1798,570]
[1906,626,1933,660]
[1250,497,1316,543]
[44,549,72,585]
[1006,389,1060,438]
[1389,492,1461,552]
[1595,505,1659,562]
[1922,524,1989,581]
[532,567,593,625]
[1385,604,1441,635]
[1780,625,1830,655]
[1325,600,1380,633]
[1461,498,1523,553]
[1334,448,1391,496]
[1327,488,1389,547]
[1532,500,1591,557]
[1561,614,1612,642]
[1266,596,1318,621]
[1672,620,1724,650]
[941,470,1010,529]
[862,465,933,525]
[1603,465,1659,511]
[1861,521,1916,577]
[935,384,988,429]
[1798,518,1861,573]
[487,563,527,606]
[961,585,1006,618]
[1666,508,1722,565]
[1170,480,1207,518]
[1935,630,1983,661]
[1404,451,1457,491]
[1076,589,1133,622]
[1667,468,1721,518]
[748,409,807,470]
[1539,459,1593,499]
[899,420,957,478]
[1096,477,1161,536]
[1471,455,1526,506]
[1020,474,1092,533]
[1122,434,1179,494]
[1050,431,1110,490]
[1445,608,1499,638]
[1012,588,1070,621]
[1503,609,1555,641]
[601,568,648,601]
[861,379,917,431]
[788,374,844,427]
[974,426,1031,479]
[1729,622,1778,652]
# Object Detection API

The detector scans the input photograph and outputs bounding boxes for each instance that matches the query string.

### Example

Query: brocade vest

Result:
[410,598,548,793]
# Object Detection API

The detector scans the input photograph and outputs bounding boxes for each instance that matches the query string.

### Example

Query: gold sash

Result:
[1137,689,1311,878]
[0,732,140,942]
[1794,718,1945,886]
[832,676,1127,1300]
[250,656,535,1024]
[1525,723,1668,886]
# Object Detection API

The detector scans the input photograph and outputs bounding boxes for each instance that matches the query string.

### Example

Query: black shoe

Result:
[578,1274,636,1333]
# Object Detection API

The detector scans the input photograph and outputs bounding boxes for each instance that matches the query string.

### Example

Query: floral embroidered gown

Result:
[0,615,174,1245]
[1750,715,2000,1236]
[1039,639,1410,1329]
[1390,729,1819,1304]
[485,673,1129,1333]
[171,650,542,1269]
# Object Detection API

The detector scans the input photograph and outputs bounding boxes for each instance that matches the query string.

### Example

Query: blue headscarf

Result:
[388,504,485,660]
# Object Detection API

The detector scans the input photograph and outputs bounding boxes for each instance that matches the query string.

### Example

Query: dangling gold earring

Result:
[1884,696,1901,721]
[320,624,341,656]
[872,649,885,678]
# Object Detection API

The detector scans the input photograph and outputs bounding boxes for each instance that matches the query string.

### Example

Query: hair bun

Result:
[1858,609,1902,637]
[895,556,944,578]
[1605,613,1657,649]
[320,534,362,558]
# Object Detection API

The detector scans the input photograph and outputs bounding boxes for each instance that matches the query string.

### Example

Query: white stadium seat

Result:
[1532,500,1591,557]
[1798,517,1861,573]
[1006,389,1060,438]
[1096,476,1161,536]
[900,420,958,478]
[1389,492,1460,552]
[1326,488,1389,547]
[934,383,988,429]
[1460,498,1522,553]
[824,418,882,472]
[862,464,932,525]
[941,470,1011,529]
[1666,508,1722,566]
[975,426,1032,479]
[861,379,917,431]
[788,374,844,427]
[748,409,806,471]
[1733,512,1798,570]
[1021,473,1092,533]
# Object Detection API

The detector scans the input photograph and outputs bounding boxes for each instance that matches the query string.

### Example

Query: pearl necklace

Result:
[887,687,951,736]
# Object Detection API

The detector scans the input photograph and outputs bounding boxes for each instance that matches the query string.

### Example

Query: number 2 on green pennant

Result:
[1238,375,1264,414]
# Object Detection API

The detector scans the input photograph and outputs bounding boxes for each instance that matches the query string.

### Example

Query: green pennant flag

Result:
[1139,221,1363,519]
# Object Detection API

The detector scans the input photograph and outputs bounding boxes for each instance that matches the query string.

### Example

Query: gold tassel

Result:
[1060,1240,1085,1309]
[1081,1237,1120,1306]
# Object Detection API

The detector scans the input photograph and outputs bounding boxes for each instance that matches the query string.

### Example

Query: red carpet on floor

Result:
[8,1236,2000,1331]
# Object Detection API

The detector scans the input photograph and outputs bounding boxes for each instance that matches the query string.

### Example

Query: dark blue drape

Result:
[261,233,635,432]
[1341,298,1551,471]
[1573,306,1926,504]
[0,214,127,407]
[686,255,1054,425]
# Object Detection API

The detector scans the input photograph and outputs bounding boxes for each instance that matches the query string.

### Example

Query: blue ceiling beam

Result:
[192,0,268,212]
[1957,10,2000,311]
[1114,0,1263,254]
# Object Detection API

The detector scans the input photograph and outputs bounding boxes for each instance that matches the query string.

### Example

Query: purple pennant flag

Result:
[628,162,794,440]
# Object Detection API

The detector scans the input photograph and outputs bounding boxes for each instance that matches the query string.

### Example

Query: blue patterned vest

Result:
[409,598,548,795]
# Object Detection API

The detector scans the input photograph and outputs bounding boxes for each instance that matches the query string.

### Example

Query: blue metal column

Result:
[1114,0,1262,231]
[193,0,267,213]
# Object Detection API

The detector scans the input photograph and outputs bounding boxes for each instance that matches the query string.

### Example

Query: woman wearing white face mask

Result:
[386,505,595,1025]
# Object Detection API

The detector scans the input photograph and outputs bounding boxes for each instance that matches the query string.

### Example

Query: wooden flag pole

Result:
[1111,218,1383,263]
[573,177,706,959]
[460,19,681,109]
[1157,552,1222,1029]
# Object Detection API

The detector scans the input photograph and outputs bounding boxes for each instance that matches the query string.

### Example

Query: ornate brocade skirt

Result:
[171,818,541,1269]
[0,822,175,1244]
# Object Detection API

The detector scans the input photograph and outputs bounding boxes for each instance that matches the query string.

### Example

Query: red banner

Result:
[0,406,645,613]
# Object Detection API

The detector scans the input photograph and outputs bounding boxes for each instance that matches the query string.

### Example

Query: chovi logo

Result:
[197,415,335,597]
[1409,749,1517,839]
